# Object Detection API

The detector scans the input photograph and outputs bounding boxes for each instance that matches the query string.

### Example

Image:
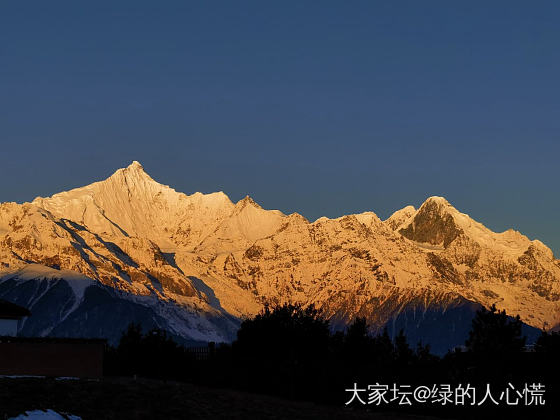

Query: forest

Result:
[104,304,559,418]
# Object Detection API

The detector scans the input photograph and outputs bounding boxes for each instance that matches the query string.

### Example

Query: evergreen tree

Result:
[394,329,414,365]
[536,330,560,353]
[117,323,143,375]
[465,304,526,353]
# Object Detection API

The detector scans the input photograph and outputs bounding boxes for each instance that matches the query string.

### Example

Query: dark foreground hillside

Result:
[2,305,557,420]
[0,377,442,420]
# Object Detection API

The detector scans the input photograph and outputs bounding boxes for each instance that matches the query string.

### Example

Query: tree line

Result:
[105,303,560,417]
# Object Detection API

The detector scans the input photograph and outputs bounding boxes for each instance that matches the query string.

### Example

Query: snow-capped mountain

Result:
[1,162,557,351]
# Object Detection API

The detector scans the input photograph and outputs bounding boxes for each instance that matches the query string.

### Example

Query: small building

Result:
[0,299,31,336]
[0,337,106,378]
[0,299,105,378]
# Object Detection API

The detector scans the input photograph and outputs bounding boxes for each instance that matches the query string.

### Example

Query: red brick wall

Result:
[0,341,104,378]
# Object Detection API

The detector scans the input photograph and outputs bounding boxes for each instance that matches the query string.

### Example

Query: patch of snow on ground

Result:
[9,409,81,420]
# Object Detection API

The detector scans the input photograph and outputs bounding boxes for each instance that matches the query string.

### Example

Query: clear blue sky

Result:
[1,1,559,256]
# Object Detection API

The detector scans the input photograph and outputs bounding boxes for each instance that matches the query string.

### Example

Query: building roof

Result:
[0,299,31,319]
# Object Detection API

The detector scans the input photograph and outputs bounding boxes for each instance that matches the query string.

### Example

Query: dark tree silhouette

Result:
[345,317,369,343]
[344,317,371,363]
[100,307,560,416]
[394,329,414,364]
[235,303,330,365]
[141,328,186,378]
[465,304,526,353]
[110,323,190,379]
[233,303,331,397]
[536,330,560,353]
[116,323,143,376]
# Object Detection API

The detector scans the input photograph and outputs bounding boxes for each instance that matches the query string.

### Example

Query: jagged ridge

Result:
[1,162,559,349]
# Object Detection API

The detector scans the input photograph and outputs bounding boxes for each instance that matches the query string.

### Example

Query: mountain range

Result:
[1,161,558,352]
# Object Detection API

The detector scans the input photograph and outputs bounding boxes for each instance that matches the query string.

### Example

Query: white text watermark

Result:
[345,383,545,406]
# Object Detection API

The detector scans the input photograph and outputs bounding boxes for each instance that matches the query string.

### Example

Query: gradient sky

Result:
[1,1,559,256]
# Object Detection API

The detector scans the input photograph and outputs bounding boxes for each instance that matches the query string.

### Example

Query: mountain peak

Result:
[236,195,262,209]
[399,196,462,247]
[416,196,461,220]
[105,161,161,192]
[115,160,147,175]
[129,160,143,170]
[385,205,416,231]
[422,196,452,208]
